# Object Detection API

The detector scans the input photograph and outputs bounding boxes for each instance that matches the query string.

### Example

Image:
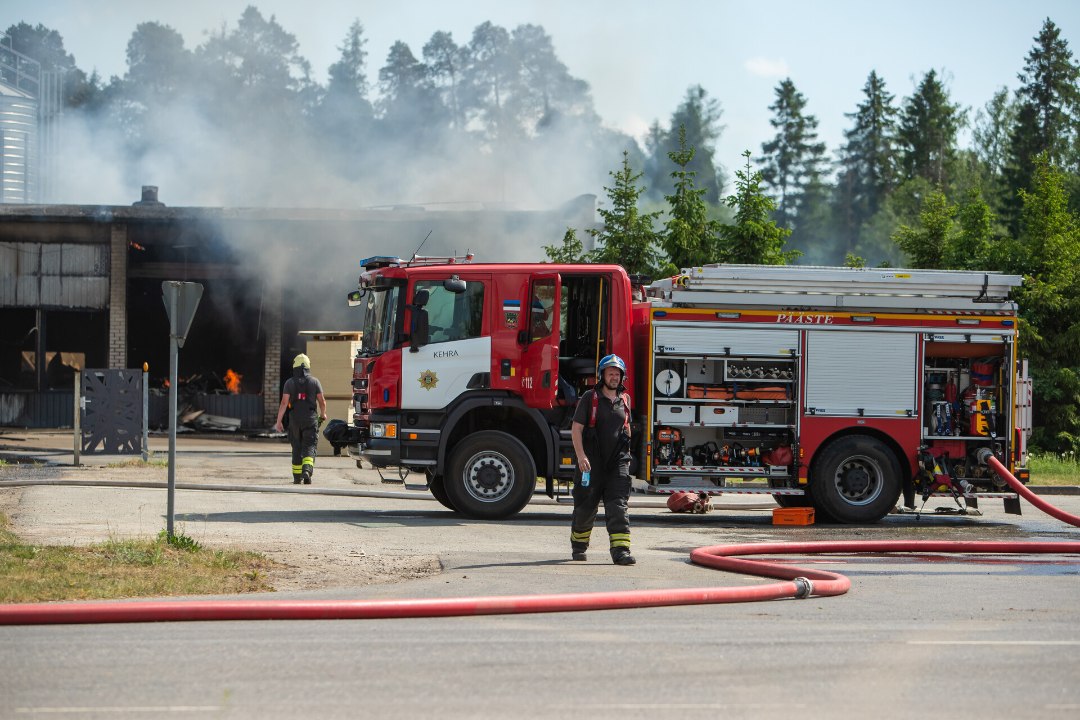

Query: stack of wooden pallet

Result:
[300,331,362,454]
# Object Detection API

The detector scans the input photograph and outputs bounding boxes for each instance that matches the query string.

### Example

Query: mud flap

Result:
[1003,496,1022,515]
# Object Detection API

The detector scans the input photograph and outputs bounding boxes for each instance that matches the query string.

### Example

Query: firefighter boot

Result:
[301,463,313,484]
[612,549,636,566]
[571,543,587,561]
[292,464,303,484]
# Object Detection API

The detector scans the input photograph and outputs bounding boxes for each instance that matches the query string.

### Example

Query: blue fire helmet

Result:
[597,354,626,377]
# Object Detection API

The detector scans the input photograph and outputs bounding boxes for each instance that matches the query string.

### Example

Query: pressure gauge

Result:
[655,369,682,396]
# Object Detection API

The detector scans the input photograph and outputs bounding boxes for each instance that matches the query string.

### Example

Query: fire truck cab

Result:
[347,257,1031,524]
[347,254,641,519]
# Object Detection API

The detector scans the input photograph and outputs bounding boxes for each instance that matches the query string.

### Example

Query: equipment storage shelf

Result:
[651,352,798,482]
[653,354,796,429]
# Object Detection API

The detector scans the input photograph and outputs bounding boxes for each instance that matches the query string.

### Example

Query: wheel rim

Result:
[461,450,515,503]
[831,454,883,505]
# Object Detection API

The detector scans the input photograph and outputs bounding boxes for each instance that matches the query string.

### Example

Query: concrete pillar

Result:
[262,287,283,426]
[108,225,127,369]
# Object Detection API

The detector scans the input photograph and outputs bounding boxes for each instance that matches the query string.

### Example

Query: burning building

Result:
[0,188,596,429]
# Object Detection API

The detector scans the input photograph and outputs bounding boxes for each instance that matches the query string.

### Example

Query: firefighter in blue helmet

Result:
[274,353,327,484]
[569,354,635,565]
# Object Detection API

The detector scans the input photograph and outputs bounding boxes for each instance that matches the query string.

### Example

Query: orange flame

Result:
[224,369,242,394]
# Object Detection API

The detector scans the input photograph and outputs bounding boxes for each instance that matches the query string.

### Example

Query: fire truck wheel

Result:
[811,436,902,523]
[445,431,536,519]
[426,471,457,511]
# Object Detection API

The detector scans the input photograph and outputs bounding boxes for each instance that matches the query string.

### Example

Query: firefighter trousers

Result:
[288,421,318,482]
[570,468,631,559]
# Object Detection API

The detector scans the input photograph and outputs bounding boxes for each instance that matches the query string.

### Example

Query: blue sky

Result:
[9,0,1080,181]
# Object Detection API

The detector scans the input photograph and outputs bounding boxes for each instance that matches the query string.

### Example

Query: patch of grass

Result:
[105,454,169,469]
[0,514,279,603]
[1028,452,1080,486]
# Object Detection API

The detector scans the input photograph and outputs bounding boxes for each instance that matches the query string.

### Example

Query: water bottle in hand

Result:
[580,471,590,487]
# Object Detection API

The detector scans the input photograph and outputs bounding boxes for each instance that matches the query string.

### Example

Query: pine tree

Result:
[836,71,900,255]
[644,86,724,203]
[719,151,798,265]
[423,31,465,130]
[759,78,827,230]
[897,69,964,188]
[661,126,722,269]
[1003,18,1080,228]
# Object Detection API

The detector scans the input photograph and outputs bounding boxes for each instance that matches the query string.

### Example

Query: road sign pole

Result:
[161,280,202,541]
[167,335,178,538]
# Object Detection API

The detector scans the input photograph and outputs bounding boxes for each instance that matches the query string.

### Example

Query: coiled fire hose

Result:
[0,450,1076,625]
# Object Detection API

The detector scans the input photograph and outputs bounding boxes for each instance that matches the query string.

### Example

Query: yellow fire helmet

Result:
[292,353,311,369]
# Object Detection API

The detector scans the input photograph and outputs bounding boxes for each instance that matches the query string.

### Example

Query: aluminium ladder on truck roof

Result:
[654,264,1024,313]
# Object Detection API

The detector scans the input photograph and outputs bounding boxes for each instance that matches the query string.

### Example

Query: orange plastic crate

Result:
[772,507,815,526]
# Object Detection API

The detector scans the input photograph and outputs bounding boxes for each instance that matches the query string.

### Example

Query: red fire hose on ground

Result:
[1,451,1077,626]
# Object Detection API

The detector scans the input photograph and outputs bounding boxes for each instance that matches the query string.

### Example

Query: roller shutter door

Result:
[804,330,917,417]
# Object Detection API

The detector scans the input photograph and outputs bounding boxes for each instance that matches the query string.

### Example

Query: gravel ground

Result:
[0,430,444,593]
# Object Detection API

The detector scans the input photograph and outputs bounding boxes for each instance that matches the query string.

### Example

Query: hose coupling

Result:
[975,447,994,466]
[792,577,814,599]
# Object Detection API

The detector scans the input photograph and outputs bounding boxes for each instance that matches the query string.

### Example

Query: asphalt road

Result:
[1,430,1079,719]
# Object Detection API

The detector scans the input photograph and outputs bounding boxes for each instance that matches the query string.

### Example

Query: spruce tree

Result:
[588,151,664,276]
[897,69,964,188]
[760,78,827,231]
[662,126,722,269]
[836,71,899,255]
[719,151,798,265]
[1003,18,1080,228]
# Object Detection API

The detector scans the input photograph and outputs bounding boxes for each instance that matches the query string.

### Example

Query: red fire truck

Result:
[346,255,1031,524]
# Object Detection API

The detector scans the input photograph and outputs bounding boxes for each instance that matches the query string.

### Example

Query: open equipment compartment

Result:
[650,326,798,489]
[920,332,1019,490]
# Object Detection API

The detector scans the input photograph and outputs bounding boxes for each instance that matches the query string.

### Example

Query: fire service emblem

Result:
[418,370,439,390]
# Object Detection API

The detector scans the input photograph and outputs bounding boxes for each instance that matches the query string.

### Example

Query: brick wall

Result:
[262,288,282,426]
[107,225,127,368]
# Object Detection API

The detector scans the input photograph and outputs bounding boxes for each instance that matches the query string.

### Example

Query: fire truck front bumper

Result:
[352,418,400,468]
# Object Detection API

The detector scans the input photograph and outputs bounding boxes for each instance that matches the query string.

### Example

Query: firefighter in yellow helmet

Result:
[274,353,327,484]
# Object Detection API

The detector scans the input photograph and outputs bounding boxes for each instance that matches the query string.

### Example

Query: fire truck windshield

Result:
[359,281,403,355]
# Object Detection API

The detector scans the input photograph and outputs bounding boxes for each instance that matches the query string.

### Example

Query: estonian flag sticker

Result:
[502,299,521,314]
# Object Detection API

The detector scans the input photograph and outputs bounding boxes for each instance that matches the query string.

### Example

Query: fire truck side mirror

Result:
[444,276,466,294]
[409,289,431,351]
[346,290,365,307]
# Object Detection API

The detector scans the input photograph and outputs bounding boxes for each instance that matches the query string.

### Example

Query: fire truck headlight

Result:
[370,423,397,439]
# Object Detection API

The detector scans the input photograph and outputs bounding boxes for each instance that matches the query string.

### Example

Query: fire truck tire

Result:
[445,431,536,519]
[426,471,457,511]
[811,436,902,523]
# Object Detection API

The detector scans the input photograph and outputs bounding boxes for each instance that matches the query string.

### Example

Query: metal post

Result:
[73,371,81,467]
[35,309,45,391]
[167,337,178,538]
[142,362,149,463]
